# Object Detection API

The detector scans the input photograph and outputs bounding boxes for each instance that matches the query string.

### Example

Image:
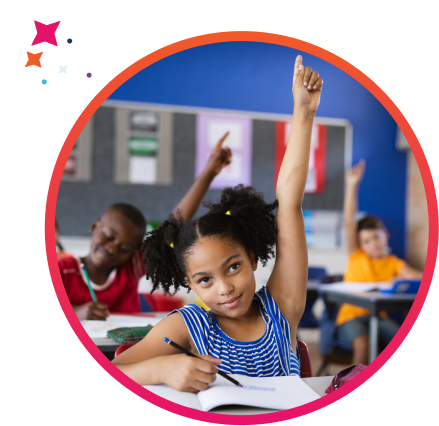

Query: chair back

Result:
[114,342,137,357]
[297,340,313,378]
[308,267,327,281]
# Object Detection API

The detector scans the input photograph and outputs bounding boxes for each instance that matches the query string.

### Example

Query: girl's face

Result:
[185,236,258,318]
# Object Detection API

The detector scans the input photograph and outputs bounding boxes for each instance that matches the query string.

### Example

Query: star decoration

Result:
[32,21,60,46]
[59,65,68,74]
[25,51,43,68]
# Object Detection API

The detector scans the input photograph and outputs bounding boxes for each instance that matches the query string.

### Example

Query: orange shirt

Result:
[336,248,405,326]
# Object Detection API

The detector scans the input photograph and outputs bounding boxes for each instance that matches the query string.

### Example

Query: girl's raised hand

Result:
[292,55,323,114]
[203,132,232,177]
[160,353,221,393]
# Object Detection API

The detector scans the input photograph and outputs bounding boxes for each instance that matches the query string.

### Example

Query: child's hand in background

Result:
[292,55,323,114]
[203,132,232,178]
[75,301,109,320]
[160,353,221,393]
[346,159,366,187]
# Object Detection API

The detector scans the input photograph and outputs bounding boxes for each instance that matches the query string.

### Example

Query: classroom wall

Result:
[57,109,346,236]
[406,151,428,269]
[108,42,407,258]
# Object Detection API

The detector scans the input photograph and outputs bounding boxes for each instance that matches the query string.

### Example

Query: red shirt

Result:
[58,252,144,312]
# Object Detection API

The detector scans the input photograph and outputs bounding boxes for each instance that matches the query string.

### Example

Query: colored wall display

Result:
[114,108,173,185]
[274,122,327,193]
[195,114,252,189]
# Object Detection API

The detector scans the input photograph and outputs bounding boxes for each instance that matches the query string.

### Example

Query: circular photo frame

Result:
[46,32,438,424]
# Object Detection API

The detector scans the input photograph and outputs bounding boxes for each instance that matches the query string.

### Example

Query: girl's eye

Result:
[198,277,211,285]
[228,263,240,273]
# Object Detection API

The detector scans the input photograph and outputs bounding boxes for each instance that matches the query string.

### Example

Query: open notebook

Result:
[145,374,321,412]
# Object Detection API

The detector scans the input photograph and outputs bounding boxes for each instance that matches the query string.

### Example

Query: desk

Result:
[321,288,415,362]
[87,313,167,358]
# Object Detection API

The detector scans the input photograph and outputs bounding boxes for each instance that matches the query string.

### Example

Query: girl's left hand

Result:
[203,132,232,177]
[292,55,323,114]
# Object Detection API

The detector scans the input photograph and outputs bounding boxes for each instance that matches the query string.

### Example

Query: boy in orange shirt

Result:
[336,160,422,364]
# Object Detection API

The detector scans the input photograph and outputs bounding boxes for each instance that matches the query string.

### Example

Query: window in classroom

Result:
[62,116,94,182]
[114,107,173,185]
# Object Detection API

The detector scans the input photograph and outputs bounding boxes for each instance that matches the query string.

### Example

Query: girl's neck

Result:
[80,255,113,285]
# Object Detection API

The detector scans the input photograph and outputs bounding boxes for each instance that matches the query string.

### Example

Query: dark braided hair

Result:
[142,185,278,295]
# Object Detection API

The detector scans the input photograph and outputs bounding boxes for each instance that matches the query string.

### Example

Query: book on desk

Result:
[145,374,321,412]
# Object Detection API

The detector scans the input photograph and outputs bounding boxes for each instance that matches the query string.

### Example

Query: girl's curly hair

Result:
[142,184,278,295]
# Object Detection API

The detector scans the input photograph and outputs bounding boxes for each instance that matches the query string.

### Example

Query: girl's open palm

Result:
[292,56,323,113]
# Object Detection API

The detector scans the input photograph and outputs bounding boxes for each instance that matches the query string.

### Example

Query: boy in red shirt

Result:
[59,133,231,320]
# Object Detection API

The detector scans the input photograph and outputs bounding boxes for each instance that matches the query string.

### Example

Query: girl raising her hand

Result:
[113,55,323,392]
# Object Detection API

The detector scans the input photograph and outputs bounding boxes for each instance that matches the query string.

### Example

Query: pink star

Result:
[31,21,60,46]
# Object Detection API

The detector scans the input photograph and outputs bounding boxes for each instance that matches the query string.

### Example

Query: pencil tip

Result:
[238,383,243,387]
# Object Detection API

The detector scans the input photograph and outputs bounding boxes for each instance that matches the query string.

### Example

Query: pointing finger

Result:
[213,132,230,153]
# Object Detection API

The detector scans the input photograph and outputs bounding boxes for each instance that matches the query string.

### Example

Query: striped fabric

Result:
[168,287,301,377]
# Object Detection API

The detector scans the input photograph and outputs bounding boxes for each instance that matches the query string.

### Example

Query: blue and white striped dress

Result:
[168,286,301,377]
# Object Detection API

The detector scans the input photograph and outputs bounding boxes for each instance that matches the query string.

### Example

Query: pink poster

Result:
[195,114,252,189]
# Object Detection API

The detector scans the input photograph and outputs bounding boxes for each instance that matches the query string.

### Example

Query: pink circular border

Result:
[45,32,438,424]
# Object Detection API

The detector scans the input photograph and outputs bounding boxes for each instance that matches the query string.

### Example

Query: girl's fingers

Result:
[193,370,217,385]
[313,77,324,91]
[303,66,313,87]
[308,71,319,90]
[213,132,230,153]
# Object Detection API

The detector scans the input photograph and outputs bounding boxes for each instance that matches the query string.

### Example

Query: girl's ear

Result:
[249,250,258,271]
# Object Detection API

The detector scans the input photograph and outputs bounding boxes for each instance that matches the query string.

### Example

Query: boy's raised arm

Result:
[172,133,231,223]
[344,160,365,255]
[267,55,323,327]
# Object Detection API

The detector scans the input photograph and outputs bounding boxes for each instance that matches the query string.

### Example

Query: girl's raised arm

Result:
[267,55,323,329]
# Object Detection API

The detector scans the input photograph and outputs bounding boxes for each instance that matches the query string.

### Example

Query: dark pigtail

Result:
[142,213,188,295]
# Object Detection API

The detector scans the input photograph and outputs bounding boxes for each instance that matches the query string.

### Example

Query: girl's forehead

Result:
[187,237,245,267]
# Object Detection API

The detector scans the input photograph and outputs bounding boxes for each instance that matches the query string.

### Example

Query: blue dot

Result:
[67,38,72,44]
[42,79,47,85]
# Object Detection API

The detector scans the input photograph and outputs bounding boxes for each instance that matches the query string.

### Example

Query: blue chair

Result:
[298,267,327,328]
[316,274,352,376]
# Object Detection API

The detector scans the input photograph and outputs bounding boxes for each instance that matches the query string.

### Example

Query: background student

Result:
[336,159,422,364]
[59,134,232,320]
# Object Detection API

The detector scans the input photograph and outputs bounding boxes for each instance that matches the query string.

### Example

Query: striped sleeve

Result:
[166,305,211,355]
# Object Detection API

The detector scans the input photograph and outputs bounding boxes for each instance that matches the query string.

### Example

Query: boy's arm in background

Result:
[344,160,365,255]
[172,132,231,223]
[395,263,423,280]
[112,312,220,391]
[267,55,323,331]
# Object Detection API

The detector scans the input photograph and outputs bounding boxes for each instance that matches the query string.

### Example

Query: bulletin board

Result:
[57,104,350,236]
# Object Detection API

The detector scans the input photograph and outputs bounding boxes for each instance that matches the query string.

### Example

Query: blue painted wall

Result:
[109,42,406,258]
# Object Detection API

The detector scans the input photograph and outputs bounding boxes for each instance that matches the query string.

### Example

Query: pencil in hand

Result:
[163,337,243,387]
[81,264,98,303]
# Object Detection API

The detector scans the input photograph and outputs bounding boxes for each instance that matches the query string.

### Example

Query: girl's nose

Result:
[218,279,234,296]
